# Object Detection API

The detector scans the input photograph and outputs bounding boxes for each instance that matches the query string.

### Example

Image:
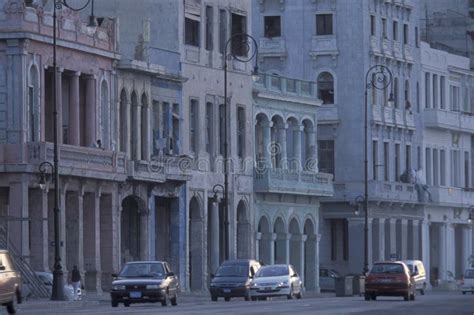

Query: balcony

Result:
[254,168,334,197]
[254,73,318,101]
[309,36,338,59]
[128,156,192,183]
[317,105,339,124]
[370,36,381,55]
[371,105,384,124]
[382,39,392,57]
[424,109,474,134]
[383,107,395,125]
[331,181,418,204]
[393,41,403,59]
[259,37,287,59]
[431,187,474,206]
[404,44,414,62]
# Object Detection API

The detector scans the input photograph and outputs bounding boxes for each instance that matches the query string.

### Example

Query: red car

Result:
[365,261,416,301]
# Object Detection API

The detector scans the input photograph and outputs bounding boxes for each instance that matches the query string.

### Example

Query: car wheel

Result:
[124,302,130,307]
[287,285,294,300]
[251,296,257,301]
[462,291,466,295]
[211,295,218,302]
[364,294,370,301]
[404,292,409,301]
[111,299,118,307]
[410,289,415,301]
[6,296,17,314]
[170,294,178,306]
[224,297,230,302]
[296,289,303,299]
[244,291,251,301]
[371,295,377,301]
[16,289,22,305]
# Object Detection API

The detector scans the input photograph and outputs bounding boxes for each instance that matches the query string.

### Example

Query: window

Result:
[395,143,400,181]
[452,150,460,187]
[384,142,389,181]
[205,102,213,154]
[440,76,445,109]
[28,65,39,142]
[433,149,439,186]
[317,72,334,104]
[318,140,335,176]
[370,15,376,36]
[432,74,438,109]
[425,148,432,185]
[465,151,470,189]
[219,9,227,53]
[406,145,411,171]
[404,80,411,110]
[393,77,399,108]
[425,73,430,108]
[330,220,337,261]
[416,81,420,113]
[382,18,387,39]
[393,20,398,41]
[417,146,422,169]
[231,13,247,56]
[162,102,170,139]
[205,6,213,51]
[316,14,333,35]
[189,99,198,153]
[264,16,281,38]
[415,27,419,47]
[237,107,246,158]
[218,104,225,155]
[172,104,180,154]
[185,17,200,47]
[451,85,460,111]
[373,140,378,180]
[440,149,446,186]
[403,24,408,44]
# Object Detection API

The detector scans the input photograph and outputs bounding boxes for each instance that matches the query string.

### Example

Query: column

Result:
[77,192,85,279]
[83,192,101,292]
[69,72,80,146]
[299,235,307,285]
[308,129,318,172]
[60,187,67,276]
[56,68,63,144]
[420,220,431,288]
[373,218,385,261]
[315,234,321,293]
[125,101,132,157]
[262,121,272,167]
[462,226,473,272]
[210,202,220,274]
[446,223,455,281]
[85,76,96,147]
[142,105,151,161]
[132,103,142,160]
[408,219,420,260]
[8,180,29,257]
[293,125,302,171]
[278,124,287,169]
[396,219,408,260]
[389,218,397,259]
[94,193,102,292]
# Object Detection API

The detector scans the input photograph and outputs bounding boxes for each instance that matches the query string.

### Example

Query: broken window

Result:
[264,16,281,38]
[231,13,247,56]
[316,14,333,35]
[206,6,213,51]
[317,72,334,104]
[185,17,200,47]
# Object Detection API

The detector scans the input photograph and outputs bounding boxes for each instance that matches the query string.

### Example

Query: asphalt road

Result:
[10,291,474,315]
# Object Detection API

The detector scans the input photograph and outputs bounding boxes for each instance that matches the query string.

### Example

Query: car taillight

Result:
[365,276,374,283]
[396,274,408,283]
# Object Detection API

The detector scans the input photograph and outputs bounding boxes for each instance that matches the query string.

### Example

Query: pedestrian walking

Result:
[71,265,81,301]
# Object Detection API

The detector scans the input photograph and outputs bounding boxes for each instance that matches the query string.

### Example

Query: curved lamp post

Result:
[222,33,258,260]
[363,65,394,275]
[44,0,96,301]
[468,206,474,224]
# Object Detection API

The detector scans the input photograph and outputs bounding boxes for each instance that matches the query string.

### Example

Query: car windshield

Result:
[255,266,288,278]
[370,263,404,274]
[465,269,474,279]
[119,263,165,278]
[215,264,248,277]
[405,264,414,273]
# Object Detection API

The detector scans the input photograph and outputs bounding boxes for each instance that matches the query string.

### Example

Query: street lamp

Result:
[363,65,393,275]
[468,207,474,224]
[222,33,258,260]
[354,195,365,216]
[43,0,96,301]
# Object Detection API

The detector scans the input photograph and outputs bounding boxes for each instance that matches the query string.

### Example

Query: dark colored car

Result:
[209,259,262,301]
[0,250,22,314]
[110,261,179,307]
[365,261,416,301]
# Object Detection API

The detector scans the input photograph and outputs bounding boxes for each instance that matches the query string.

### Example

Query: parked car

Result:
[403,260,427,295]
[22,271,77,300]
[365,261,416,301]
[110,261,179,307]
[319,268,341,291]
[249,264,303,300]
[461,268,474,295]
[209,259,262,301]
[0,250,22,314]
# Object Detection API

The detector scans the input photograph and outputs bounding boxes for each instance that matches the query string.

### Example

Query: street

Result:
[10,291,474,315]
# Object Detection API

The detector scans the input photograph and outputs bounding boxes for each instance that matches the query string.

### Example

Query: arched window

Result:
[100,80,109,148]
[28,65,39,142]
[317,72,334,104]
[119,89,128,152]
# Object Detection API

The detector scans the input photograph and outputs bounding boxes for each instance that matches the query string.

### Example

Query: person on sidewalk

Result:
[71,265,81,301]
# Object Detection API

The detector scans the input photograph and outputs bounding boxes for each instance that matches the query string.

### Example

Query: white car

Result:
[249,264,303,300]
[461,269,474,294]
[23,271,79,301]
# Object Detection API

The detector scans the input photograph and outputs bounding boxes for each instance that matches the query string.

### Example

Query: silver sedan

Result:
[249,264,303,300]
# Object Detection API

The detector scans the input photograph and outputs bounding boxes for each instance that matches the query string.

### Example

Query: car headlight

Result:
[278,281,289,287]
[146,284,160,289]
[251,282,258,287]
[112,285,125,290]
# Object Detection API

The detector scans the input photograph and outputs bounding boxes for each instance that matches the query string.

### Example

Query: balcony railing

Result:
[317,105,339,123]
[430,187,474,206]
[254,168,334,197]
[254,73,317,99]
[259,37,287,58]
[128,155,192,182]
[424,109,474,134]
[309,35,338,58]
